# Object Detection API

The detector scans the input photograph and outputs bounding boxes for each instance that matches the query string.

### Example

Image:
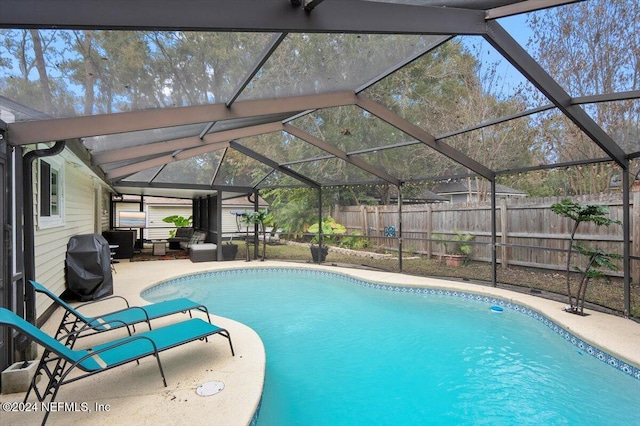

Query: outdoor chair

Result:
[180,230,207,250]
[0,308,234,425]
[167,227,194,249]
[258,227,282,244]
[30,280,211,345]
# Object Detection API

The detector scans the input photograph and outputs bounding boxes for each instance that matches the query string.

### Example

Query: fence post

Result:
[373,206,379,245]
[426,204,432,258]
[500,198,508,269]
[632,191,640,284]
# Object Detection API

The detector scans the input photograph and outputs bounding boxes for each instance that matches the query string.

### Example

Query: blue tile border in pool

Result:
[142,267,640,381]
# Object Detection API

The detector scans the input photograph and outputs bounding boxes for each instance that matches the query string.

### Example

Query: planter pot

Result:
[310,245,329,262]
[221,244,238,261]
[445,254,466,267]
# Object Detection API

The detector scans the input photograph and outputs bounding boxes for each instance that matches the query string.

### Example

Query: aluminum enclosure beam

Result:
[485,21,627,167]
[230,141,320,189]
[283,124,402,186]
[355,35,453,94]
[92,122,284,165]
[485,0,584,20]
[226,33,288,108]
[113,181,253,193]
[106,141,230,180]
[355,95,495,180]
[0,0,488,35]
[8,91,356,146]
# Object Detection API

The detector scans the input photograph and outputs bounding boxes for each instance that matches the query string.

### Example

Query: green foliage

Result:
[339,231,370,250]
[261,188,320,237]
[240,209,269,226]
[308,216,347,245]
[162,215,192,237]
[433,230,474,256]
[572,244,622,280]
[551,199,621,227]
[240,208,272,261]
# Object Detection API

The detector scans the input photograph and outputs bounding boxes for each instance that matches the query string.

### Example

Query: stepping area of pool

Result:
[1,259,639,425]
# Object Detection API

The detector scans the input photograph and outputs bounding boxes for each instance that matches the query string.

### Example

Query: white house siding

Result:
[146,205,192,240]
[451,193,469,203]
[222,207,247,240]
[33,151,111,318]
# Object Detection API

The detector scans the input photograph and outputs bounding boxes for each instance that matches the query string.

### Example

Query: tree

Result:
[528,0,640,194]
[551,199,621,314]
[261,188,321,237]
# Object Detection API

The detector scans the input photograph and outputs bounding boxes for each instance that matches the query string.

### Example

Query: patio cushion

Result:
[189,243,217,262]
[174,227,194,239]
[180,231,206,250]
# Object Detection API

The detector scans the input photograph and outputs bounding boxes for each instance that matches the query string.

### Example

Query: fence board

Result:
[333,194,633,277]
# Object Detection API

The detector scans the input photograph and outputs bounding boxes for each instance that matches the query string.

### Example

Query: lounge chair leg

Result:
[154,354,167,387]
[221,330,235,356]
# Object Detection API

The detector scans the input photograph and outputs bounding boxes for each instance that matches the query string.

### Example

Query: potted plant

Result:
[220,237,239,261]
[308,216,346,262]
[434,230,474,267]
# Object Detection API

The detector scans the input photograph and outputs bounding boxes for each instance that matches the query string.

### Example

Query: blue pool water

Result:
[142,268,640,425]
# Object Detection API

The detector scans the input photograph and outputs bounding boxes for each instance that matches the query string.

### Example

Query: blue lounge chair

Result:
[30,281,211,342]
[0,308,234,425]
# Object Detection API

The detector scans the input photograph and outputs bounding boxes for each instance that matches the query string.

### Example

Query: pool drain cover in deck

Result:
[196,381,224,396]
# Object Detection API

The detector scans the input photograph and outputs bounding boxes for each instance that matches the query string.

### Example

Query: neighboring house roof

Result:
[388,187,448,204]
[432,180,527,197]
[224,195,269,209]
[610,166,640,190]
[0,95,49,122]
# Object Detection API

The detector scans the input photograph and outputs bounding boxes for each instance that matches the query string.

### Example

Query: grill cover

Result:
[65,233,113,301]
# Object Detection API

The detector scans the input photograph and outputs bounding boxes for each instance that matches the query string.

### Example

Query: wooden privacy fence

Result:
[333,193,640,282]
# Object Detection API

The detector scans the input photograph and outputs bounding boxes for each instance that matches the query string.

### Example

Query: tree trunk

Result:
[565,222,580,307]
[29,30,54,115]
[77,30,96,115]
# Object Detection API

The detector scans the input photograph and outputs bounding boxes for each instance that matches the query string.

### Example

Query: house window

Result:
[38,158,64,228]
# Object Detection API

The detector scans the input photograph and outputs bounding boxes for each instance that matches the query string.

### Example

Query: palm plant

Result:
[551,199,621,314]
[241,209,271,261]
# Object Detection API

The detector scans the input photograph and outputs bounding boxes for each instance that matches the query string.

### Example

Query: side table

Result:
[152,240,167,256]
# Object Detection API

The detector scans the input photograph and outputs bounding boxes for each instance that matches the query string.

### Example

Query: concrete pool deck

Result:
[1,259,639,425]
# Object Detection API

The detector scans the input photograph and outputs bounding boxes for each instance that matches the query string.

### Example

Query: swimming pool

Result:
[142,268,640,425]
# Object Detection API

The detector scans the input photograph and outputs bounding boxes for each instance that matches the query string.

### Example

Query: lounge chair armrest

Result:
[58,319,134,342]
[85,306,153,332]
[75,295,131,311]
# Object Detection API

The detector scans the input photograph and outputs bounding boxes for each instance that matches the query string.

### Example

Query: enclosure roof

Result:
[1,0,638,199]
